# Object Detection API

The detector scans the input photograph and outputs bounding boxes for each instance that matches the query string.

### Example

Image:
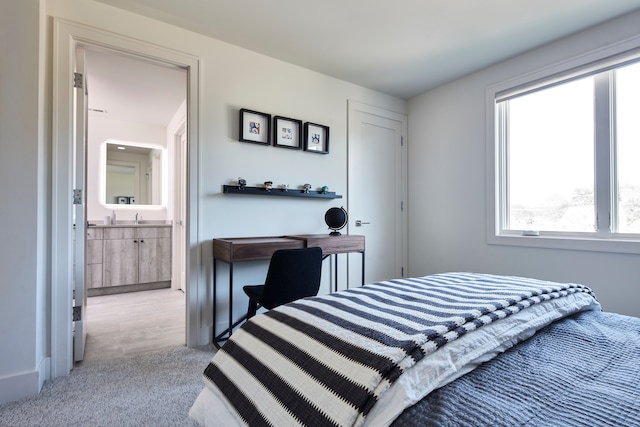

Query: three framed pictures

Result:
[239,109,329,154]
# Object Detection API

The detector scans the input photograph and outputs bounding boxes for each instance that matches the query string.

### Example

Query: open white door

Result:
[348,101,408,285]
[73,45,88,362]
[172,122,187,292]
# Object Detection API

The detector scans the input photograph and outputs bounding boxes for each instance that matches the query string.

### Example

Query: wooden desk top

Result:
[285,234,365,255]
[213,234,364,262]
[212,237,304,262]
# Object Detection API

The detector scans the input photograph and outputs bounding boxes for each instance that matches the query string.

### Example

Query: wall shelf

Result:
[222,185,342,199]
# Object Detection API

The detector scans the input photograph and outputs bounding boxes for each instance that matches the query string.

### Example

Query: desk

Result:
[212,234,365,347]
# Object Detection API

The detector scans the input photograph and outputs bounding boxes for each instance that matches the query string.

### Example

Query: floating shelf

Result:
[222,185,342,199]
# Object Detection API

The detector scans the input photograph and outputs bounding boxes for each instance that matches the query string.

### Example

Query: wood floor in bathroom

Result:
[83,287,185,362]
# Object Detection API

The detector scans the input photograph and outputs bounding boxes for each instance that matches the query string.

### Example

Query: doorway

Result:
[53,20,203,377]
[82,46,187,359]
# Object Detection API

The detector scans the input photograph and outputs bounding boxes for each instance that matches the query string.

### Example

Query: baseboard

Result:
[87,281,170,297]
[37,356,50,393]
[0,367,42,405]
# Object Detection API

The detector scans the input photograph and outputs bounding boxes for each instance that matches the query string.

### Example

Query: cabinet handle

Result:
[134,240,138,243]
[140,240,144,243]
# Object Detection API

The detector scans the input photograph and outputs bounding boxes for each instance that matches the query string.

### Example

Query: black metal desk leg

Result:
[362,252,365,286]
[213,258,217,340]
[228,261,234,340]
[334,254,338,293]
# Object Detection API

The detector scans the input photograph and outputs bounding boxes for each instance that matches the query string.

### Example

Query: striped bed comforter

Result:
[192,273,599,427]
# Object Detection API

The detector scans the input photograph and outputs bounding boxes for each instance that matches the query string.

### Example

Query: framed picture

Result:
[117,196,128,204]
[273,116,302,150]
[304,122,330,154]
[239,108,271,145]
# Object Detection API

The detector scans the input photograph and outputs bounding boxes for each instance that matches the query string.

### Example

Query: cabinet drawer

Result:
[136,227,171,239]
[87,228,103,240]
[103,227,136,239]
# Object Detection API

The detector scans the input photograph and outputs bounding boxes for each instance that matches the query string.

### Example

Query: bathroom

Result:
[81,45,188,359]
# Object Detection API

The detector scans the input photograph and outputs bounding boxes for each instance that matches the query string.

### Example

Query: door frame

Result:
[347,100,408,285]
[52,19,203,377]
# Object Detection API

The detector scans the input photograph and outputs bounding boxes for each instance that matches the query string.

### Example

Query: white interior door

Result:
[173,127,187,292]
[348,101,407,285]
[73,45,88,362]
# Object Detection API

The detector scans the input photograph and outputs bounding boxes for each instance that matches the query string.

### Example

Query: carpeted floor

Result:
[0,345,216,427]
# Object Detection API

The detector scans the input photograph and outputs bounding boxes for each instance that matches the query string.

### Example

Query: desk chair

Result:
[243,247,323,319]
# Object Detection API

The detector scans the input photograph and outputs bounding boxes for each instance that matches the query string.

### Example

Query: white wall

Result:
[408,10,640,317]
[0,0,48,404]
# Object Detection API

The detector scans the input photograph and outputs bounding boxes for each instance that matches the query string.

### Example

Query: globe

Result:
[325,207,348,236]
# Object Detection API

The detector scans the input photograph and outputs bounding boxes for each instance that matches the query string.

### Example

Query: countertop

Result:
[87,220,172,228]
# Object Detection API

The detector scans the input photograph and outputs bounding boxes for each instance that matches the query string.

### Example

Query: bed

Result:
[189,272,640,426]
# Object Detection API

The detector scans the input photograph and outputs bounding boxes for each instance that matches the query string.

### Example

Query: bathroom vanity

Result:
[86,222,172,296]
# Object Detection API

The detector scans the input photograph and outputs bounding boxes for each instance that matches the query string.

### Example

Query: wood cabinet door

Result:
[138,237,172,283]
[86,231,103,288]
[103,238,138,287]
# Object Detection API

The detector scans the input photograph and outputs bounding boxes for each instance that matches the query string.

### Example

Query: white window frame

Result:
[486,34,640,255]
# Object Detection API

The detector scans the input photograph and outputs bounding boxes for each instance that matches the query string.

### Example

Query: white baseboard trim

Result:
[37,356,51,393]
[0,366,43,405]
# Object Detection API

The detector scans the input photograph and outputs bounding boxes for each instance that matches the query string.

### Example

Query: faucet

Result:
[135,213,140,224]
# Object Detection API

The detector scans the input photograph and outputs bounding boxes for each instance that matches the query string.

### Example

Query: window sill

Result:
[488,233,640,255]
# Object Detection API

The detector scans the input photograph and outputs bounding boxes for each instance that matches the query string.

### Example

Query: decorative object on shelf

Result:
[238,177,247,190]
[273,116,303,150]
[222,185,341,199]
[320,186,329,194]
[117,196,128,204]
[279,184,289,191]
[304,122,330,154]
[303,183,312,193]
[239,108,271,145]
[264,181,273,191]
[325,206,348,236]
[128,197,135,204]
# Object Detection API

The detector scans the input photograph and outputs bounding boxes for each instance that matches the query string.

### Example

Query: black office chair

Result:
[243,247,323,319]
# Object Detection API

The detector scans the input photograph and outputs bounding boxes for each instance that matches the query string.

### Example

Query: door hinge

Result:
[73,72,83,89]
[73,189,83,204]
[401,136,404,146]
[401,201,404,211]
[73,305,82,322]
[401,267,405,277]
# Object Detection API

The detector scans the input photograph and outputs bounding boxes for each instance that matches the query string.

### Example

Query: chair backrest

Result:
[260,247,323,310]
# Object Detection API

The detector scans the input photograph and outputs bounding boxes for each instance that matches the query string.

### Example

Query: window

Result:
[489,46,640,254]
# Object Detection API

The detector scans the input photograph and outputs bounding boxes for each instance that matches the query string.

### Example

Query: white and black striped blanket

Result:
[197,273,598,427]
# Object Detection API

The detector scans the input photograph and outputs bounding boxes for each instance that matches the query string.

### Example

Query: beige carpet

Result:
[0,345,216,427]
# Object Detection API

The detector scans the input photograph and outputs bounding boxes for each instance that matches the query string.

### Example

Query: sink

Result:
[135,220,172,225]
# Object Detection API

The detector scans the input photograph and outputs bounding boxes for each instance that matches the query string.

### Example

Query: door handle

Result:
[355,220,371,227]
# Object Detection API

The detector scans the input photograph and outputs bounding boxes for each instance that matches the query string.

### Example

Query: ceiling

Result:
[96,0,640,99]
[85,47,186,126]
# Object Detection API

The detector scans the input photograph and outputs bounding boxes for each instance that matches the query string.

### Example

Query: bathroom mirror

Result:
[105,142,164,206]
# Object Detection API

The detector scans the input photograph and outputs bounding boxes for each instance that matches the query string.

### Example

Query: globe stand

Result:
[325,207,348,236]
